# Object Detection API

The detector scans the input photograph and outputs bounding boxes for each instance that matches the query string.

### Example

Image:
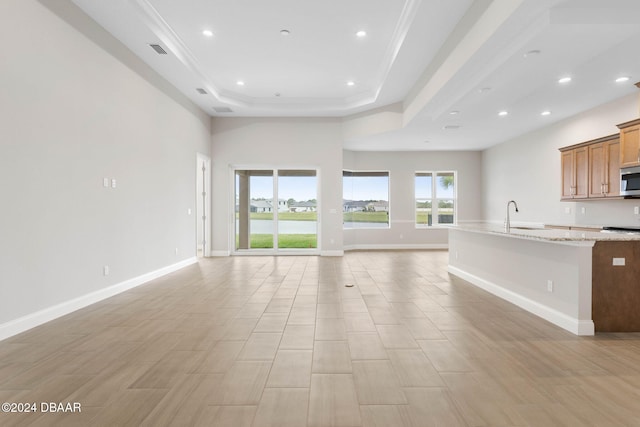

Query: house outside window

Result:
[343,171,390,229]
[415,171,456,227]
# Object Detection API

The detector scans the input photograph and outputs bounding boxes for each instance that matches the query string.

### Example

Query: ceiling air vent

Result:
[196,88,208,95]
[149,44,167,55]
[213,107,233,113]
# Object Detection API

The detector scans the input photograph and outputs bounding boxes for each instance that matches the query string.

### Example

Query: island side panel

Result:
[592,241,640,332]
[448,228,595,335]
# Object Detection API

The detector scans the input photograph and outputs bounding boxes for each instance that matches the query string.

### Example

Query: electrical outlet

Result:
[547,280,553,292]
[103,265,110,276]
[175,247,179,255]
[564,207,571,214]
[111,179,117,188]
[635,206,639,215]
[581,207,586,214]
[103,178,109,188]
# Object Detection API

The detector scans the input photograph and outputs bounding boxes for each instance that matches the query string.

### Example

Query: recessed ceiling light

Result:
[558,77,572,84]
[347,81,355,86]
[236,81,245,86]
[449,110,459,115]
[616,76,630,83]
[202,30,214,37]
[498,111,508,116]
[523,49,541,58]
[280,29,290,36]
[541,110,551,116]
[356,30,367,38]
[423,140,430,144]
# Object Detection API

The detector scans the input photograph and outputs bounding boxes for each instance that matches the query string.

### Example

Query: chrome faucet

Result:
[505,200,519,232]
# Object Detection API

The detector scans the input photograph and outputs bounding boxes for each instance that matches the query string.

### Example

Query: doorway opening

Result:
[234,168,318,254]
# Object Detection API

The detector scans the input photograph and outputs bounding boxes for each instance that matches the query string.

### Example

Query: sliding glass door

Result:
[234,168,317,253]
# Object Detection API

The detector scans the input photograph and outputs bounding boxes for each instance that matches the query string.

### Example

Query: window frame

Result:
[342,170,391,230]
[414,170,457,228]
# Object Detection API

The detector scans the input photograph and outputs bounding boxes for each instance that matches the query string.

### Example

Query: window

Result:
[415,171,456,227]
[343,171,389,229]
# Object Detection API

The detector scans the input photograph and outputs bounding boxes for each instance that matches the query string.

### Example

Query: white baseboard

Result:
[344,244,448,251]
[320,250,344,256]
[448,265,594,336]
[0,257,198,342]
[210,250,231,256]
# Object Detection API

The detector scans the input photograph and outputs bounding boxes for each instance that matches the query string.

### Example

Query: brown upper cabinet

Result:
[588,136,620,198]
[560,134,620,200]
[618,118,640,168]
[561,144,589,199]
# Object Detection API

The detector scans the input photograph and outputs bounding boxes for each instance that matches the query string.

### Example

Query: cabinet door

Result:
[589,143,605,198]
[620,124,640,168]
[574,146,589,198]
[561,150,575,199]
[605,140,620,196]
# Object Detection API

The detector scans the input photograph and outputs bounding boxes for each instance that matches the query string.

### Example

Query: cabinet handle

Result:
[601,183,605,195]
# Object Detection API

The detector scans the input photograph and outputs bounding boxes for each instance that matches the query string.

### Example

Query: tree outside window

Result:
[415,171,456,227]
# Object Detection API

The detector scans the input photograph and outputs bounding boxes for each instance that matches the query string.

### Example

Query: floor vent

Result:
[149,44,168,55]
[213,107,233,113]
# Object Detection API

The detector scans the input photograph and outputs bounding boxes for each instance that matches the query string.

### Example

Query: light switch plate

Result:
[103,178,109,188]
[111,179,117,188]
[613,258,626,266]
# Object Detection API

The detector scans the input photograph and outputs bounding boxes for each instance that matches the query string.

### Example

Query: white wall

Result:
[0,0,211,330]
[343,150,483,249]
[482,93,639,226]
[210,117,344,255]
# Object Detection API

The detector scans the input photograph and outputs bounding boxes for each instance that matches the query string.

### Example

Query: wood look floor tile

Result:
[287,308,317,326]
[252,388,309,427]
[376,325,419,349]
[313,340,352,373]
[254,313,288,333]
[197,340,245,373]
[341,298,367,313]
[343,313,377,332]
[194,405,257,427]
[3,252,640,426]
[403,387,467,427]
[209,361,272,405]
[347,332,388,360]
[352,360,407,404]
[238,333,281,361]
[387,349,444,387]
[279,325,315,350]
[418,339,474,372]
[317,303,343,319]
[89,389,168,426]
[267,350,312,388]
[308,374,361,427]
[315,318,347,340]
[360,405,414,427]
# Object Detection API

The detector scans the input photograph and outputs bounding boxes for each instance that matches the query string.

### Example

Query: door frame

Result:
[229,165,321,255]
[196,153,211,257]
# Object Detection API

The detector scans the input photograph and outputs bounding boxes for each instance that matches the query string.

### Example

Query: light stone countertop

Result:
[447,222,640,243]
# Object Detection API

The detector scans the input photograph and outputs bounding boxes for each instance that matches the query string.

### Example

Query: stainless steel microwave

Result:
[621,165,640,197]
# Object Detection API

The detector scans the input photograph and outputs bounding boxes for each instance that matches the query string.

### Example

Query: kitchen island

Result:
[447,223,640,335]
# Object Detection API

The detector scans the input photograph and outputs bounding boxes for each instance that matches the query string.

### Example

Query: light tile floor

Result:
[1,251,640,426]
